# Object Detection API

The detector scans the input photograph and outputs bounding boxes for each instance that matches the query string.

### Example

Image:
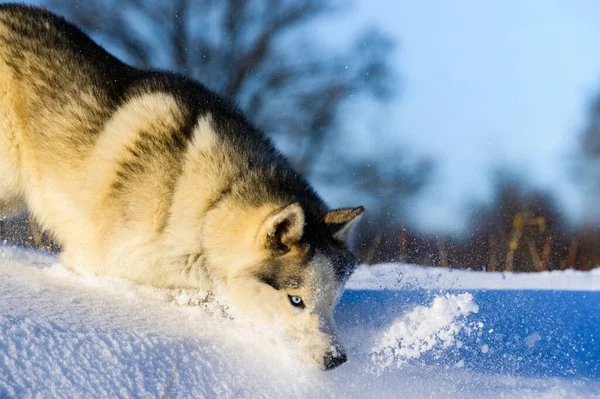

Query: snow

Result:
[1,245,599,398]
[348,263,600,291]
[371,293,479,374]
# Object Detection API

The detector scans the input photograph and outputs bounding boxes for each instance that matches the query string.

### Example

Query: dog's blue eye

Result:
[288,295,304,309]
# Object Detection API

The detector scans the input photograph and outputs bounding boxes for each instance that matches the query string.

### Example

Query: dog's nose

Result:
[323,351,347,370]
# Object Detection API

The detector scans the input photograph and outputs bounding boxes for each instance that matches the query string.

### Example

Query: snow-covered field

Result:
[1,245,599,398]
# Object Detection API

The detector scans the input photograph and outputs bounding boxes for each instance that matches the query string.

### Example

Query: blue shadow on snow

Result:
[336,289,600,379]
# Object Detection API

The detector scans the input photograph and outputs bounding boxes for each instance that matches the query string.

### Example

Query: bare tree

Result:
[44,0,396,178]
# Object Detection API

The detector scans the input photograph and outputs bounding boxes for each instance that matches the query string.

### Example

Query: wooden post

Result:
[580,251,590,272]
[526,239,543,272]
[591,241,600,270]
[505,214,523,272]
[437,236,448,268]
[498,228,506,268]
[488,234,498,272]
[566,235,579,270]
[540,237,552,271]
[398,230,407,263]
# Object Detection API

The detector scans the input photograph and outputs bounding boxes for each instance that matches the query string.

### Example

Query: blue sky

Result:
[324,1,600,232]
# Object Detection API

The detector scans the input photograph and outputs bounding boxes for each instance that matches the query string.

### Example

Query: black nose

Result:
[323,351,347,370]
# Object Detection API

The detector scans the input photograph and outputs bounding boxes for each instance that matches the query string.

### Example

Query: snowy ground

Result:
[1,246,599,398]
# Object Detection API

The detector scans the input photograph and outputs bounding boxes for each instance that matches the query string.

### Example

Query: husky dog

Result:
[0,5,363,369]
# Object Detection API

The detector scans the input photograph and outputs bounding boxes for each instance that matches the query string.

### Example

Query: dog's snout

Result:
[323,351,347,370]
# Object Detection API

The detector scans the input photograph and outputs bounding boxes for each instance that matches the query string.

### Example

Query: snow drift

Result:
[1,246,599,398]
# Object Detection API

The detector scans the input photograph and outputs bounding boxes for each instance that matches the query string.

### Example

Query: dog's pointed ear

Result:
[257,202,305,252]
[324,206,364,243]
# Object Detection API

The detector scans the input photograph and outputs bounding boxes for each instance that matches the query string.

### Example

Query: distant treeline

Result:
[354,221,599,272]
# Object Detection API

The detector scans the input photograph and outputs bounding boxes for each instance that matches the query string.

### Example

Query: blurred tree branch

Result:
[45,0,401,180]
[581,91,600,224]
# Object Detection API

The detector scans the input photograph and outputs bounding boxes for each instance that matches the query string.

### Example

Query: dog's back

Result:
[0,4,128,149]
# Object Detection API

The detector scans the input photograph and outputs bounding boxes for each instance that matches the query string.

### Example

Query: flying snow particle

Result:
[524,332,542,349]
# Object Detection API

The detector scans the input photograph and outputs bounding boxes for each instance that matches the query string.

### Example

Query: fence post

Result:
[488,234,498,272]
[437,236,448,268]
[398,229,407,263]
[566,235,579,270]
[527,239,543,271]
[540,237,552,271]
[505,214,523,272]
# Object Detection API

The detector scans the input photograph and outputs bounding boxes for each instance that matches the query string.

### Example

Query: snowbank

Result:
[1,246,599,398]
[348,263,600,291]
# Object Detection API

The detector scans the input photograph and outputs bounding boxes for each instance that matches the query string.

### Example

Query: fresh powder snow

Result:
[1,245,599,398]
[371,293,479,374]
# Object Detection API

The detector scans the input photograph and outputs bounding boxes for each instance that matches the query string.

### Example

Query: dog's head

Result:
[214,202,363,370]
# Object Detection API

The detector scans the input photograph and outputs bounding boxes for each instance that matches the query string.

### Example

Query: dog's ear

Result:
[324,206,364,243]
[257,202,305,252]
